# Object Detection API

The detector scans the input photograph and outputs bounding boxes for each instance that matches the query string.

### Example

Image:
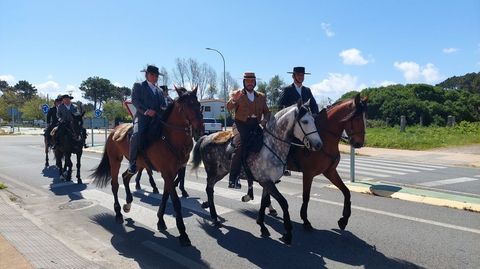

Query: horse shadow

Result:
[42,165,60,180]
[91,213,209,269]
[229,209,422,269]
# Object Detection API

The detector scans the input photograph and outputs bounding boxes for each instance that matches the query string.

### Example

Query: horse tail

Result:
[191,135,206,170]
[91,144,111,188]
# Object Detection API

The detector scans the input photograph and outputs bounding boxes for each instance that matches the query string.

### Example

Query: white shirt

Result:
[246,90,255,102]
[65,104,71,110]
[147,81,158,95]
[294,83,302,97]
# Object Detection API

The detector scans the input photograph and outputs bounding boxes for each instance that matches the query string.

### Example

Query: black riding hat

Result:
[287,66,311,75]
[61,94,74,99]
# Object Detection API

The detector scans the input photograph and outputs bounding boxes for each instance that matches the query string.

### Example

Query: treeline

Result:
[341,83,480,126]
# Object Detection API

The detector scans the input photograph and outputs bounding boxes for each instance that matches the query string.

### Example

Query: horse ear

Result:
[296,98,303,108]
[304,98,311,107]
[174,85,183,96]
[354,94,361,106]
[192,86,198,95]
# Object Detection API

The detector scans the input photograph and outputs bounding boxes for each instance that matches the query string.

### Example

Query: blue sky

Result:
[1,0,479,103]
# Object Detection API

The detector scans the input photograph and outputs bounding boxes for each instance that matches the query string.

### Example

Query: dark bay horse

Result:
[91,87,204,246]
[288,94,367,231]
[191,101,322,245]
[44,130,52,167]
[54,111,86,183]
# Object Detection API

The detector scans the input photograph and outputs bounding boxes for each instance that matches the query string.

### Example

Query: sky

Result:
[1,0,479,104]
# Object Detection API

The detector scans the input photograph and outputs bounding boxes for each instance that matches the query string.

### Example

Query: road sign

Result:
[94,109,102,118]
[41,104,49,114]
[123,100,136,117]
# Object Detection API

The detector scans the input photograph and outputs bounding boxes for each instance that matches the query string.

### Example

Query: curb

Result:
[330,181,480,213]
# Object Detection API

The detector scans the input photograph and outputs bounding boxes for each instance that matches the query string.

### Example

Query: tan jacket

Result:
[227,89,271,123]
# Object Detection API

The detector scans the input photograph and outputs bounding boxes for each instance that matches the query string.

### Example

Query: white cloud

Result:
[393,61,441,83]
[113,82,123,87]
[377,80,397,87]
[442,48,458,54]
[0,74,16,84]
[321,22,335,37]
[310,73,367,101]
[33,81,87,102]
[339,48,369,65]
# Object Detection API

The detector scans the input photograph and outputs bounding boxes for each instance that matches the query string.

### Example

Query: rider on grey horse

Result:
[226,71,271,189]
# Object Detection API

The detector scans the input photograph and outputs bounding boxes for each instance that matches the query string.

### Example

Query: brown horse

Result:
[287,94,367,231]
[91,87,204,246]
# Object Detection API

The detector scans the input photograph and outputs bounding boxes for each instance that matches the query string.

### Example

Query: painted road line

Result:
[475,175,480,178]
[142,240,209,269]
[337,163,407,175]
[419,177,479,187]
[349,158,446,169]
[306,196,480,234]
[185,180,261,205]
[73,189,177,230]
[336,166,390,178]
[120,183,233,215]
[341,159,437,171]
[338,162,420,173]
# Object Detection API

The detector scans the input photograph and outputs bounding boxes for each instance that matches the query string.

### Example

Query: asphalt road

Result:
[0,135,479,269]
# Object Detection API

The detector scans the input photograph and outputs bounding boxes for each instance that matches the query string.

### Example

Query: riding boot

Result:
[229,148,242,189]
[128,133,139,175]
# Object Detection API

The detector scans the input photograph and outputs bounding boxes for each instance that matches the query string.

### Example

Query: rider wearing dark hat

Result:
[127,65,167,175]
[278,67,319,115]
[45,95,63,146]
[226,72,271,188]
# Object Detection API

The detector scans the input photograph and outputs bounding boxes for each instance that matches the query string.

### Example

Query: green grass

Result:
[365,121,480,150]
[0,183,6,189]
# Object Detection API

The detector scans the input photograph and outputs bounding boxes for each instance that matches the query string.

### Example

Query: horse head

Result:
[174,85,205,139]
[342,94,368,148]
[276,99,322,151]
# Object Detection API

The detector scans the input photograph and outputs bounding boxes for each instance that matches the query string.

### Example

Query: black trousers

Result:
[129,116,151,166]
[229,118,259,182]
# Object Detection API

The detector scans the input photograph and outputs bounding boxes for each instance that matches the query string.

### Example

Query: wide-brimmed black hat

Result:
[141,65,164,76]
[61,94,74,99]
[54,95,63,102]
[287,66,311,75]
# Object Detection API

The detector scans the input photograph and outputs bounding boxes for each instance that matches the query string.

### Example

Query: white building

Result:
[200,99,226,119]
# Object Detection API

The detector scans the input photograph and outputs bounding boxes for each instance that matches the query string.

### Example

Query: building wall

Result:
[200,100,225,119]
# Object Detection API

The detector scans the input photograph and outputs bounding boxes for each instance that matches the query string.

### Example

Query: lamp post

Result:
[206,47,227,131]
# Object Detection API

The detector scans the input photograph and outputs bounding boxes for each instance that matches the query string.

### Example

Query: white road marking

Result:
[306,196,480,235]
[338,162,420,173]
[142,240,209,269]
[337,163,407,175]
[335,167,390,178]
[419,177,479,187]
[348,157,447,169]
[73,189,177,230]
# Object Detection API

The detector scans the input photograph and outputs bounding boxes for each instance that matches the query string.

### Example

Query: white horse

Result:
[192,100,322,245]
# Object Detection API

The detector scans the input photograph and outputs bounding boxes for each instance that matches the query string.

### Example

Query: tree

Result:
[0,80,10,93]
[112,86,131,101]
[79,76,115,110]
[13,80,37,101]
[160,67,170,87]
[20,96,46,120]
[220,72,239,100]
[265,75,285,108]
[256,81,267,95]
[205,68,217,99]
[172,58,188,87]
[103,100,129,122]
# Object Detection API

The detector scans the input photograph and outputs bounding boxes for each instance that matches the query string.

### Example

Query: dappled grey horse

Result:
[191,100,322,245]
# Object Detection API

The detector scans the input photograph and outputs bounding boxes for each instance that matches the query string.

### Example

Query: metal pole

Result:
[206,47,227,131]
[350,146,355,182]
[90,117,94,147]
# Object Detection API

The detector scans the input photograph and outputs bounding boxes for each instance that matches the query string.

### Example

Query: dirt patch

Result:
[428,144,480,155]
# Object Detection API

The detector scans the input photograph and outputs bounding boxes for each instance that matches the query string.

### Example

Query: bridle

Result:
[158,96,202,137]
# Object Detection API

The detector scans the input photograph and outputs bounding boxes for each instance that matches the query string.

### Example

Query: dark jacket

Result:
[132,81,166,119]
[47,106,59,126]
[278,83,319,114]
[57,103,78,123]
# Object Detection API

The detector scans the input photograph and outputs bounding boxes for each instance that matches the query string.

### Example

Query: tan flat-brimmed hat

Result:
[243,72,256,79]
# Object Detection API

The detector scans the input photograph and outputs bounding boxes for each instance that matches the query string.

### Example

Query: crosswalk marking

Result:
[335,166,390,178]
[345,157,447,169]
[419,177,479,187]
[342,159,437,171]
[120,183,234,215]
[73,189,178,230]
[337,163,407,175]
[338,162,420,173]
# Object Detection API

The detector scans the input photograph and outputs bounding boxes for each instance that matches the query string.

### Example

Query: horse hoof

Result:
[181,190,189,198]
[157,220,167,231]
[268,209,278,217]
[338,218,348,230]
[260,227,270,237]
[201,201,209,209]
[115,215,124,224]
[179,234,192,247]
[135,184,141,190]
[303,222,314,231]
[280,233,292,245]
[153,188,160,194]
[212,220,222,227]
[77,179,83,184]
[241,195,251,202]
[123,204,131,213]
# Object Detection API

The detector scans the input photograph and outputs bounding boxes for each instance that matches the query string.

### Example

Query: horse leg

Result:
[300,174,315,231]
[147,168,159,194]
[44,138,49,167]
[205,181,221,226]
[121,170,135,213]
[169,184,191,247]
[256,188,271,238]
[156,189,170,231]
[241,179,254,202]
[76,152,82,184]
[262,180,292,245]
[134,168,142,190]
[65,153,73,181]
[110,162,123,224]
[324,168,351,230]
[176,167,188,198]
[55,151,63,180]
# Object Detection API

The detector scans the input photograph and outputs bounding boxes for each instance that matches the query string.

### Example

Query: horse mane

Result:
[327,95,367,122]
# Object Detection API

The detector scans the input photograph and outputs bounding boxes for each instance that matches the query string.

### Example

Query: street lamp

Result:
[206,47,227,131]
